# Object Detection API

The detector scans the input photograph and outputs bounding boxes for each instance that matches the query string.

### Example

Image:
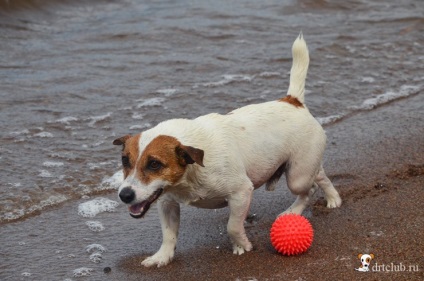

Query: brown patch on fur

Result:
[113,135,131,146]
[136,135,204,186]
[279,95,304,108]
[113,134,141,178]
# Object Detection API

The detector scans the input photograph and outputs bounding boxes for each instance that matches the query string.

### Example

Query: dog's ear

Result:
[113,135,131,146]
[357,254,363,259]
[370,253,375,259]
[176,144,205,167]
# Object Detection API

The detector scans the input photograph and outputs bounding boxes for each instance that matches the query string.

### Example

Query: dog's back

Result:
[150,33,324,191]
[190,33,323,189]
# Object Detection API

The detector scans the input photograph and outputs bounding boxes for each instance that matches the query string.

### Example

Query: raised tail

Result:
[286,32,310,103]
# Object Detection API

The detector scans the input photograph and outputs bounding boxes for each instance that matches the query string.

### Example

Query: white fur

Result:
[287,32,309,103]
[118,33,342,267]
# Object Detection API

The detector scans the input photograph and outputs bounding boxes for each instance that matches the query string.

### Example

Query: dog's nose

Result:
[119,187,135,203]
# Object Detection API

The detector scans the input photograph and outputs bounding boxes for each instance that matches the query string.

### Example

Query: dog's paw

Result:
[141,251,174,268]
[326,194,342,208]
[232,241,253,255]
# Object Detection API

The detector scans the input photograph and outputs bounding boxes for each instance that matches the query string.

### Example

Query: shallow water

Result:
[0,0,423,279]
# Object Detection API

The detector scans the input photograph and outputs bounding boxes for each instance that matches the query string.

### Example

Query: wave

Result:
[195,74,255,88]
[0,170,123,224]
[317,84,422,126]
[352,85,421,110]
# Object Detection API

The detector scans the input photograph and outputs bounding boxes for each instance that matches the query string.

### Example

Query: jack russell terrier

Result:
[113,33,342,267]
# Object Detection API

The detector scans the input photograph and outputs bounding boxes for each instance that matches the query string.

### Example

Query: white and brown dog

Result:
[113,33,342,267]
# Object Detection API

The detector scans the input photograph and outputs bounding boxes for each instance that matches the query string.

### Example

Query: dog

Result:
[113,33,342,267]
[356,253,375,272]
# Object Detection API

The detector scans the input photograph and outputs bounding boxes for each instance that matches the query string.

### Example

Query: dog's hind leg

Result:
[265,163,286,191]
[280,184,317,215]
[227,179,254,255]
[315,166,342,208]
[141,199,180,268]
[280,156,320,215]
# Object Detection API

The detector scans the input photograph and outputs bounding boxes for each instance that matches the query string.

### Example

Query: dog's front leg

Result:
[141,199,180,268]
[227,183,253,255]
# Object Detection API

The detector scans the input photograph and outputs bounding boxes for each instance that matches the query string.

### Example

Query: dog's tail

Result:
[286,32,309,103]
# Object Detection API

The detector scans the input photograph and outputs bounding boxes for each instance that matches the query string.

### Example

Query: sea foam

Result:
[316,115,343,125]
[9,129,30,136]
[199,74,254,88]
[86,244,107,253]
[38,170,53,178]
[355,85,420,110]
[28,195,68,211]
[73,267,94,277]
[43,161,65,168]
[78,198,119,218]
[131,112,145,120]
[129,123,151,130]
[258,71,281,78]
[136,97,166,108]
[34,132,54,138]
[98,170,123,191]
[87,112,112,127]
[156,88,178,96]
[89,252,103,263]
[85,221,105,232]
[54,116,79,125]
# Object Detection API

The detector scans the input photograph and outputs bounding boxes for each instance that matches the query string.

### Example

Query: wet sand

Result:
[115,93,424,280]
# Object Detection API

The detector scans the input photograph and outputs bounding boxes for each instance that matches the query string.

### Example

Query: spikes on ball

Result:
[270,214,314,256]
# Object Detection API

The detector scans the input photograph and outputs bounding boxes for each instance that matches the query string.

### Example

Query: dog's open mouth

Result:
[128,188,163,218]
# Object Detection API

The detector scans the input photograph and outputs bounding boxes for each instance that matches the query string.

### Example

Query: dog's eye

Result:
[147,160,162,171]
[122,156,130,168]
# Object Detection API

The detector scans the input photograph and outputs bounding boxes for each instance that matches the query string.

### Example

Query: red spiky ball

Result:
[270,214,314,256]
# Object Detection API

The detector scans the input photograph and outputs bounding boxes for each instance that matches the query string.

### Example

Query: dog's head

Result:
[113,133,204,218]
[357,253,375,269]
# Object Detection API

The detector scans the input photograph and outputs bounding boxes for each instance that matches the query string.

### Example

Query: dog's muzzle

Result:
[119,188,164,219]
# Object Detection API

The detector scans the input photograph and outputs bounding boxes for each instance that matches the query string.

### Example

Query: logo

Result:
[355,253,420,273]
[355,253,375,272]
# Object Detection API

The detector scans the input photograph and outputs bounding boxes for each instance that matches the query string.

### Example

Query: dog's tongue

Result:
[128,188,163,219]
[129,201,148,216]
